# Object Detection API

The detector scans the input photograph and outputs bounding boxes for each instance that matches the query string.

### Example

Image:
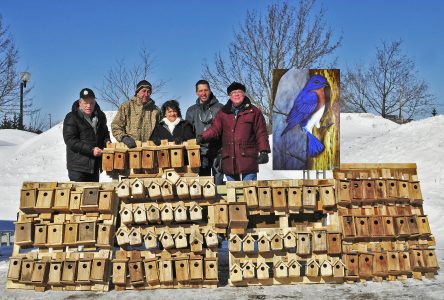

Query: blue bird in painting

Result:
[281,74,330,157]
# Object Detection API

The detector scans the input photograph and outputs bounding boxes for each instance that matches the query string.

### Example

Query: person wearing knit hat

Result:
[111,79,161,148]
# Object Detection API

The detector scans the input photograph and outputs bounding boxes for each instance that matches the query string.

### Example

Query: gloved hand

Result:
[152,138,161,146]
[201,156,209,169]
[174,137,183,145]
[196,135,205,145]
[258,151,269,164]
[122,135,136,148]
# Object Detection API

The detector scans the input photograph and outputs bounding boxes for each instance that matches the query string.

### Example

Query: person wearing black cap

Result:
[111,80,161,147]
[198,82,270,181]
[63,88,111,182]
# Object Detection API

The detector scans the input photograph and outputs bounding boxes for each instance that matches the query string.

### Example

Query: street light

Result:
[19,71,31,130]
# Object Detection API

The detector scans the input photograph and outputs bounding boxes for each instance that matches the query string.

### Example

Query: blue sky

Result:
[2,0,443,124]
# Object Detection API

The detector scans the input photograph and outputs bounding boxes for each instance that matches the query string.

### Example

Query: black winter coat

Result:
[63,101,110,174]
[149,118,195,143]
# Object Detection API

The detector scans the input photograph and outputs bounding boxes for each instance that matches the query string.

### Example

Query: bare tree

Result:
[97,47,167,108]
[342,40,435,120]
[202,0,341,127]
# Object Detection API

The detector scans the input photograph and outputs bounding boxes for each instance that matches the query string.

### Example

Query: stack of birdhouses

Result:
[7,181,118,291]
[224,179,346,286]
[334,163,439,281]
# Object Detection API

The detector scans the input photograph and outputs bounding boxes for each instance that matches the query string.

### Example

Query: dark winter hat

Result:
[135,80,152,95]
[79,88,95,99]
[227,81,246,95]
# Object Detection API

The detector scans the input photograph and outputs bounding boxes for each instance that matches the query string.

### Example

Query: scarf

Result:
[162,117,181,134]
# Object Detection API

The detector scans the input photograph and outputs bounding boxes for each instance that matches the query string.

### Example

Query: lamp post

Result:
[19,72,31,130]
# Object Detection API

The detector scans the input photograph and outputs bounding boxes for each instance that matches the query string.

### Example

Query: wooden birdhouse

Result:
[205,257,218,280]
[203,180,216,199]
[160,203,174,222]
[355,216,370,237]
[186,141,201,168]
[302,186,317,209]
[157,143,171,168]
[175,257,190,282]
[358,253,374,278]
[373,252,388,275]
[47,261,63,285]
[31,261,49,286]
[33,224,47,247]
[409,249,425,271]
[143,258,160,284]
[128,259,144,285]
[160,179,174,200]
[327,233,342,255]
[312,230,327,253]
[387,251,400,274]
[399,251,411,273]
[147,204,161,223]
[423,250,439,270]
[102,148,114,171]
[46,223,64,247]
[242,260,255,279]
[53,187,71,212]
[189,257,203,281]
[296,233,311,255]
[306,259,320,277]
[272,187,287,211]
[174,231,188,249]
[258,186,272,210]
[394,216,410,236]
[320,186,336,208]
[120,206,134,225]
[273,260,288,278]
[243,185,258,208]
[163,168,181,184]
[337,180,351,204]
[36,188,54,212]
[229,234,242,252]
[176,179,190,199]
[116,181,130,199]
[407,215,419,235]
[382,216,396,236]
[159,231,175,250]
[189,202,203,221]
[332,259,346,278]
[128,227,142,246]
[320,259,333,277]
[19,259,35,283]
[398,180,410,199]
[205,228,219,247]
[417,215,431,235]
[90,258,109,283]
[363,179,376,201]
[287,186,302,211]
[148,181,162,200]
[116,227,130,246]
[76,259,92,283]
[213,204,228,227]
[242,234,256,253]
[128,148,142,169]
[189,180,202,199]
[69,191,82,213]
[189,230,204,253]
[7,257,22,281]
[81,186,99,211]
[374,179,387,199]
[270,233,284,251]
[77,221,96,245]
[61,259,78,284]
[351,180,363,200]
[386,179,399,199]
[342,216,356,237]
[288,259,302,277]
[113,148,127,170]
[409,181,423,204]
[369,216,384,237]
[159,259,174,283]
[228,204,249,229]
[98,190,115,213]
[230,264,243,283]
[283,231,297,249]
[112,259,128,285]
[257,234,271,252]
[256,261,270,279]
[170,145,185,168]
[174,202,188,222]
[133,205,147,224]
[20,188,37,213]
[344,254,359,276]
[141,145,155,169]
[96,224,113,248]
[131,178,145,198]
[144,231,158,249]
[63,223,78,246]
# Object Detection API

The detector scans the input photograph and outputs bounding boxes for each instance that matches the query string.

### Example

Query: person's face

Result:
[165,107,178,122]
[196,84,211,103]
[79,97,96,116]
[137,88,151,103]
[229,90,245,107]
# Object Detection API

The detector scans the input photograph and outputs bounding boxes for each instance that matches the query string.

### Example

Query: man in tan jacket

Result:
[111,80,161,147]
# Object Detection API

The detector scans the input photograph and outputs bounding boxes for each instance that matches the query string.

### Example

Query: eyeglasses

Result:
[229,90,244,96]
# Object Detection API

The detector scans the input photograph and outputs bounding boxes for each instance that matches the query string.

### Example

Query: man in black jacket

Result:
[186,80,224,184]
[63,88,110,182]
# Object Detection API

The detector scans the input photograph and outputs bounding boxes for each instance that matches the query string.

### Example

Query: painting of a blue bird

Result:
[281,74,330,157]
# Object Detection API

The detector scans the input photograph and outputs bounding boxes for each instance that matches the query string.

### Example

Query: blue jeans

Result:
[225,173,257,181]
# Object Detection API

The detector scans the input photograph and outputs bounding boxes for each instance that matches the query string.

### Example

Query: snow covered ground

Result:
[0,113,443,299]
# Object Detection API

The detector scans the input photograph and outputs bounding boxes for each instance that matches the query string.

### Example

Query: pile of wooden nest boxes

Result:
[7,161,439,291]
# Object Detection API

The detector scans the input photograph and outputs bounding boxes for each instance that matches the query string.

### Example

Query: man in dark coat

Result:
[199,82,270,181]
[63,88,110,182]
[186,80,224,184]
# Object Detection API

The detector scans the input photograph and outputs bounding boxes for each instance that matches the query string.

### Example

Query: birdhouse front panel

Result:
[214,204,228,227]
[288,187,302,211]
[20,188,37,213]
[374,180,387,200]
[102,150,114,171]
[242,235,255,253]
[54,188,71,211]
[160,232,175,250]
[144,233,158,249]
[46,224,64,247]
[7,257,22,281]
[47,261,63,285]
[272,187,287,211]
[128,260,144,284]
[76,259,92,283]
[81,187,99,210]
[382,216,396,236]
[170,148,184,168]
[98,190,114,213]
[203,181,216,199]
[161,182,174,200]
[229,235,242,252]
[258,187,272,210]
[320,261,333,277]
[157,149,171,168]
[283,232,296,249]
[174,233,188,249]
[19,259,35,283]
[176,180,190,199]
[90,259,108,283]
[120,207,134,225]
[228,204,248,228]
[129,228,142,246]
[242,262,255,279]
[148,183,162,200]
[417,215,431,235]
[409,249,425,271]
[274,262,288,278]
[288,261,301,277]
[394,216,410,236]
[256,263,269,279]
[373,253,388,275]
[386,180,399,199]
[63,223,78,246]
[306,261,319,277]
[147,205,161,223]
[33,224,47,247]
[159,259,173,283]
[69,191,82,213]
[337,180,351,203]
[112,261,128,285]
[399,251,411,273]
[327,233,342,255]
[312,230,327,253]
[355,217,370,237]
[351,180,363,200]
[116,228,130,246]
[243,186,258,208]
[189,181,202,199]
[190,204,203,221]
[131,180,145,198]
[205,230,218,247]
[423,250,439,270]
[344,254,358,276]
[175,258,190,282]
[387,251,400,273]
[117,182,130,198]
[61,260,78,284]
[113,150,127,170]
[363,180,376,201]
[36,188,54,212]
[409,181,423,203]
[77,221,96,245]
[398,180,410,199]
[320,186,335,207]
[161,204,174,222]
[369,216,384,237]
[230,264,243,282]
[134,206,148,224]
[144,259,160,284]
[271,234,284,251]
[296,233,311,255]
[302,186,317,209]
[186,147,201,168]
[142,149,155,169]
[190,258,203,280]
[407,215,419,235]
[174,205,188,222]
[258,236,271,252]
[358,253,373,277]
[128,149,142,169]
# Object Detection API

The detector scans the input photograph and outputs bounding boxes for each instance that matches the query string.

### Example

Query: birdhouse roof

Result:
[173,204,186,211]
[257,234,270,241]
[287,259,302,267]
[284,231,296,238]
[230,264,242,272]
[128,227,140,234]
[229,235,242,241]
[241,261,255,269]
[256,261,270,269]
[190,202,202,210]
[189,231,204,243]
[147,204,160,210]
[134,206,145,212]
[159,231,172,238]
[205,228,217,236]
[203,180,215,187]
[131,178,143,185]
[116,227,128,234]
[319,259,333,267]
[307,259,320,267]
[161,204,173,211]
[143,232,156,239]
[242,234,255,242]
[273,260,288,269]
[148,181,160,187]
[119,206,132,213]
[117,181,129,187]
[271,233,283,240]
[332,259,346,267]
[173,232,186,239]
